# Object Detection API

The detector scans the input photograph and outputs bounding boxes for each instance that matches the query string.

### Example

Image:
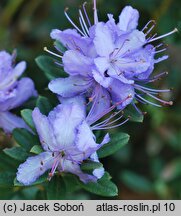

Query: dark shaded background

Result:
[0,0,181,199]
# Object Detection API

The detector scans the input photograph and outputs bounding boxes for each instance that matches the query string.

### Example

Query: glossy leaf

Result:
[80,172,118,197]
[21,109,36,132]
[13,128,40,151]
[3,147,29,161]
[97,133,130,158]
[36,96,53,115]
[35,55,67,81]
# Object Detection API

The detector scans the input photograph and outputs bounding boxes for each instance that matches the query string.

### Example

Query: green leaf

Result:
[36,96,53,115]
[21,109,36,132]
[124,105,144,122]
[62,174,81,194]
[35,55,67,81]
[54,40,67,52]
[81,161,103,172]
[0,171,16,187]
[97,133,130,158]
[14,173,48,187]
[46,175,66,200]
[120,170,153,193]
[80,172,118,197]
[30,145,43,154]
[13,128,40,151]
[3,147,29,161]
[0,152,20,171]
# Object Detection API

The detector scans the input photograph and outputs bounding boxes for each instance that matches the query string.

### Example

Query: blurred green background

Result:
[0,0,181,199]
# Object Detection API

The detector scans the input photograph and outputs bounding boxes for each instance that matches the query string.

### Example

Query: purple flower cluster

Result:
[0,0,176,186]
[0,51,37,133]
[48,1,176,113]
[17,96,110,185]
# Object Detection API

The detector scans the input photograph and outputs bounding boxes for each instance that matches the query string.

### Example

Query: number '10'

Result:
[164,203,175,211]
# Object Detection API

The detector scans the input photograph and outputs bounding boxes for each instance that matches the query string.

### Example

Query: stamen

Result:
[132,102,143,115]
[144,92,173,106]
[44,47,63,58]
[92,110,123,128]
[142,20,156,32]
[88,94,132,125]
[54,61,63,67]
[79,9,89,35]
[79,17,89,36]
[147,33,157,41]
[92,118,130,130]
[93,111,123,128]
[145,22,156,36]
[148,28,178,43]
[48,154,61,181]
[136,94,162,107]
[83,2,92,27]
[64,7,86,36]
[155,48,167,54]
[135,84,171,93]
[93,0,98,24]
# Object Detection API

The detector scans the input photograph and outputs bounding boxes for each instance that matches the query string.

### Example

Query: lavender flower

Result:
[48,0,177,113]
[0,50,37,133]
[16,96,113,185]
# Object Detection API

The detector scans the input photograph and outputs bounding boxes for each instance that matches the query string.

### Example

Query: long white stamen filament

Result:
[135,84,170,93]
[136,94,162,107]
[64,8,86,36]
[93,0,98,24]
[93,111,123,128]
[92,110,123,128]
[142,20,156,32]
[92,118,129,130]
[144,91,173,105]
[79,17,88,36]
[155,48,167,54]
[145,23,156,36]
[44,47,63,58]
[79,9,89,35]
[148,28,178,43]
[88,94,132,125]
[83,2,92,27]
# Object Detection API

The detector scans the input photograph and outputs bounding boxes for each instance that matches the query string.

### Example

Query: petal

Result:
[65,121,99,162]
[63,50,93,76]
[115,30,146,56]
[86,86,111,125]
[108,80,134,109]
[94,57,110,74]
[48,75,92,97]
[94,22,115,57]
[58,95,86,116]
[12,61,26,78]
[108,67,134,84]
[90,152,104,179]
[0,111,29,134]
[111,57,150,76]
[0,78,37,111]
[32,108,58,151]
[51,29,95,57]
[118,6,139,31]
[76,121,98,154]
[0,51,12,81]
[106,14,118,35]
[101,133,111,145]
[62,159,97,183]
[155,55,168,64]
[48,103,85,150]
[16,152,54,186]
[92,69,113,88]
